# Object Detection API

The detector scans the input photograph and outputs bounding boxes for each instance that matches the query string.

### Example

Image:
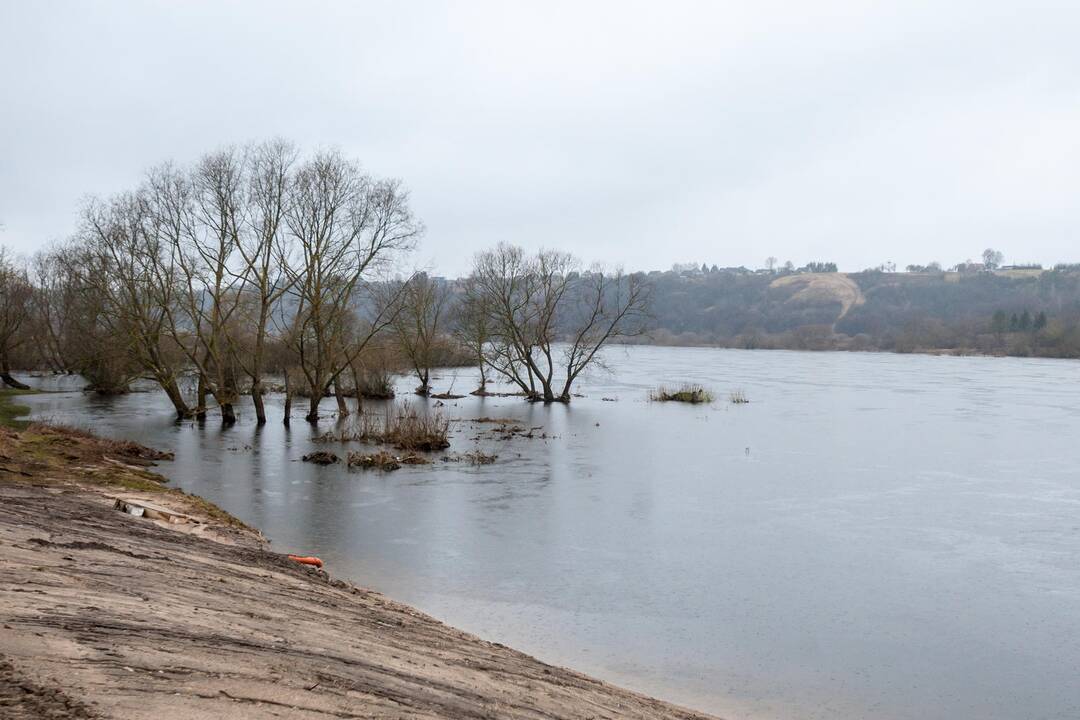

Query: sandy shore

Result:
[0,424,716,719]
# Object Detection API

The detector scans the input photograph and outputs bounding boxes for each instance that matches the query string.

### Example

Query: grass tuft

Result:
[649,384,713,404]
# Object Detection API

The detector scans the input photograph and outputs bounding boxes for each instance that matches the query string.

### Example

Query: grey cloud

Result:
[2,0,1078,274]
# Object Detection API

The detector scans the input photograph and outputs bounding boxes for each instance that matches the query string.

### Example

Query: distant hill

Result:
[629,267,1080,358]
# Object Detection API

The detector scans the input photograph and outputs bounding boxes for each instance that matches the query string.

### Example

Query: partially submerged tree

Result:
[390,273,450,396]
[453,276,493,395]
[235,139,298,424]
[78,193,193,418]
[3,141,423,422]
[469,243,650,403]
[282,150,421,422]
[148,155,246,424]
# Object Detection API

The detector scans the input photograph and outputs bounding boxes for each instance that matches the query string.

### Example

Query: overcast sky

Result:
[2,1,1079,275]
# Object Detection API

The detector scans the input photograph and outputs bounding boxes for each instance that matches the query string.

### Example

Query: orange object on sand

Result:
[287,554,324,568]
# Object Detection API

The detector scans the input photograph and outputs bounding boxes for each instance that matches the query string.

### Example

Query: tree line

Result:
[635,265,1080,357]
[0,141,649,423]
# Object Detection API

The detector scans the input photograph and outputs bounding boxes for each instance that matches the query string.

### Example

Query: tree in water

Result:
[78,193,193,419]
[281,150,421,422]
[453,276,493,395]
[390,273,450,396]
[468,243,650,403]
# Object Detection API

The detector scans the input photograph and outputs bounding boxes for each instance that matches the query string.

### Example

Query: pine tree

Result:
[991,310,1008,334]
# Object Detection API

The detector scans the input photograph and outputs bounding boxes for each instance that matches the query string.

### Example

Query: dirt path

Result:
[0,427,716,720]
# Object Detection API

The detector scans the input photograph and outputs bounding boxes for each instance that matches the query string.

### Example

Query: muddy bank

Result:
[0,426,715,719]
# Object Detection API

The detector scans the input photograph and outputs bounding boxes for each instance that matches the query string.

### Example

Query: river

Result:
[19,346,1080,720]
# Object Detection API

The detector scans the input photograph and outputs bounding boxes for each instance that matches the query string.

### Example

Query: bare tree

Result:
[30,245,77,373]
[452,276,493,395]
[0,247,32,388]
[470,243,649,403]
[34,241,140,392]
[234,139,298,424]
[765,256,778,273]
[282,150,421,422]
[78,193,193,419]
[147,151,250,424]
[390,273,450,396]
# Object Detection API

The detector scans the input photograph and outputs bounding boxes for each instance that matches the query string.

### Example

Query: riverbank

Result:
[0,424,714,719]
[0,387,37,428]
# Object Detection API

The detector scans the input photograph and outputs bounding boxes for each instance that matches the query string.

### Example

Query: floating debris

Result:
[302,451,340,465]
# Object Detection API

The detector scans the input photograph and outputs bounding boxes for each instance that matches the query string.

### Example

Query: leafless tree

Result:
[234,139,298,424]
[281,150,421,422]
[78,192,193,418]
[144,158,240,423]
[30,245,77,373]
[390,273,450,396]
[452,276,493,395]
[0,248,32,388]
[33,241,140,392]
[470,243,650,403]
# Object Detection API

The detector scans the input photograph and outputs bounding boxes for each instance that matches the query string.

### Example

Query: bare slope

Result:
[769,272,865,326]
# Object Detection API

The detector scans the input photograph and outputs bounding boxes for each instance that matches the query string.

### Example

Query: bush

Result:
[381,404,450,451]
[318,403,451,451]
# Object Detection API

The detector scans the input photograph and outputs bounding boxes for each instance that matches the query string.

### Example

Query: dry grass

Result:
[382,405,450,451]
[649,384,713,404]
[316,403,450,452]
[729,390,750,404]
[0,422,254,533]
[25,425,174,464]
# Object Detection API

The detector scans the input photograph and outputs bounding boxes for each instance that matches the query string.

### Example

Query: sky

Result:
[2,0,1079,276]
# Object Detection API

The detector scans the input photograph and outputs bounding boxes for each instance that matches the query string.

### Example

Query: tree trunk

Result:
[195,374,208,420]
[1,373,29,390]
[473,359,487,395]
[305,393,322,423]
[350,364,363,414]
[220,402,236,425]
[251,380,266,425]
[1,359,29,389]
[283,372,292,426]
[334,379,349,417]
[162,377,192,420]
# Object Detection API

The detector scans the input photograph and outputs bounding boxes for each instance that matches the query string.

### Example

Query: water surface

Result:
[21,347,1080,720]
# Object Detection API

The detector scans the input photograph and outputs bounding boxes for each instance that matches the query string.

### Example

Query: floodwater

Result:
[19,346,1080,720]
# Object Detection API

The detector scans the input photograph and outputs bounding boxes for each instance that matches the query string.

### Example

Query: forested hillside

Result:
[634,267,1080,358]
